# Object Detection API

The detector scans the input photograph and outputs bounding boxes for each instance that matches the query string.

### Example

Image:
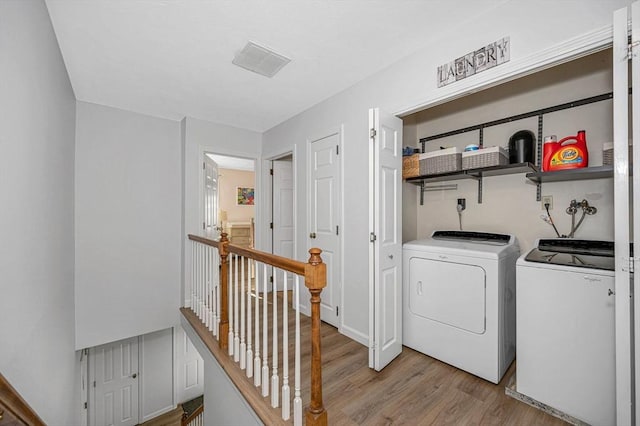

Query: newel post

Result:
[218,232,229,350]
[304,248,328,426]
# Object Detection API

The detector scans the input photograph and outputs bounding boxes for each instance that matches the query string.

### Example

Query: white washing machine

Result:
[402,231,520,383]
[516,239,615,426]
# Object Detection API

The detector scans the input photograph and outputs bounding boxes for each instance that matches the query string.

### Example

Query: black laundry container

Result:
[508,130,536,164]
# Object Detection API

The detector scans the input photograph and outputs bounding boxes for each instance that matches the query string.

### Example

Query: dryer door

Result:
[409,257,486,334]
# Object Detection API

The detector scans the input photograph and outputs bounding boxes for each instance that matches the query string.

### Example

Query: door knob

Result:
[309,232,316,239]
[388,254,394,259]
[131,373,137,379]
[608,289,615,296]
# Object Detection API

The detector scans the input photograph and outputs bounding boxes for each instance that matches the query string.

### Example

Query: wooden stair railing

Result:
[181,404,204,426]
[185,233,327,426]
[0,373,45,426]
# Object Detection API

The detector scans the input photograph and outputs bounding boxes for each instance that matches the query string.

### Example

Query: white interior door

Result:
[368,108,402,371]
[273,158,294,291]
[203,155,219,238]
[90,337,139,426]
[308,130,341,327]
[614,4,636,425]
[631,2,640,423]
[175,326,204,404]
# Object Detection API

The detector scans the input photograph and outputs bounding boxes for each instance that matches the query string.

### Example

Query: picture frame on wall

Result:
[236,187,254,205]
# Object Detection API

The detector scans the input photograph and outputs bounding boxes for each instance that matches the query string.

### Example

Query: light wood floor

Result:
[191,264,568,425]
[317,321,566,425]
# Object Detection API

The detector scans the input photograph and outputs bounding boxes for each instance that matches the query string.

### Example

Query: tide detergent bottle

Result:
[543,130,589,171]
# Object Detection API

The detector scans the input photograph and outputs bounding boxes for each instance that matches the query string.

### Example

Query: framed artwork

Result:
[237,187,255,205]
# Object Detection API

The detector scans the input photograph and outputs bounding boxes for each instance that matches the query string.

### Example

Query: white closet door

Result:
[368,108,403,371]
[308,130,341,327]
[613,4,634,425]
[91,337,139,426]
[632,2,640,423]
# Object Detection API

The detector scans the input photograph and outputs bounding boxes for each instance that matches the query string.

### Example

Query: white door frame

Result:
[198,148,261,243]
[263,149,297,260]
[188,148,260,309]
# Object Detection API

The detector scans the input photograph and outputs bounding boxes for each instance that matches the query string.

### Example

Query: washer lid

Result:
[524,239,615,271]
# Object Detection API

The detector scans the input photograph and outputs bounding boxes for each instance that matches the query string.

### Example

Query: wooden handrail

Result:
[188,233,306,276]
[187,234,221,248]
[0,372,45,426]
[186,232,328,425]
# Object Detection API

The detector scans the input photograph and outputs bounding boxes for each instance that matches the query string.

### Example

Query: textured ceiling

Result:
[45,0,508,132]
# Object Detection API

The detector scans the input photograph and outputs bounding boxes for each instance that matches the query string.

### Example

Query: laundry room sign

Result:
[437,37,510,87]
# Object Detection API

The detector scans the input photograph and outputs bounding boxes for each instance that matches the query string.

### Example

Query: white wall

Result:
[262,0,633,344]
[180,317,261,426]
[263,101,371,344]
[408,49,615,253]
[140,328,175,422]
[75,101,182,349]
[182,117,261,305]
[218,168,255,223]
[0,1,78,424]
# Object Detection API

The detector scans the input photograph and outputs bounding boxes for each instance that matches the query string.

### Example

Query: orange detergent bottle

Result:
[543,130,589,171]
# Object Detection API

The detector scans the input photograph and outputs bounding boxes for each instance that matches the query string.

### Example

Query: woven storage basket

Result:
[420,147,462,175]
[462,146,508,170]
[402,154,420,179]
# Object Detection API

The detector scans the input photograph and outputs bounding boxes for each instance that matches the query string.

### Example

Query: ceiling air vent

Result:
[232,41,291,78]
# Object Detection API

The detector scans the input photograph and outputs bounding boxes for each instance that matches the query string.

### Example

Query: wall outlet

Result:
[541,195,553,210]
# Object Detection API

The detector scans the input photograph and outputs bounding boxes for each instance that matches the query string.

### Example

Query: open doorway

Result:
[266,153,295,291]
[204,153,256,247]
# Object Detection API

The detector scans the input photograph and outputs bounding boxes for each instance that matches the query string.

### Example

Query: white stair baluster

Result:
[234,253,240,362]
[190,242,195,309]
[197,244,202,320]
[206,246,212,330]
[240,255,246,369]
[212,246,218,337]
[194,243,199,317]
[228,253,234,356]
[254,261,261,387]
[210,245,217,333]
[271,267,279,408]
[203,245,208,326]
[293,274,302,426]
[246,258,253,378]
[202,244,206,321]
[262,263,270,397]
[282,270,290,420]
[215,252,221,339]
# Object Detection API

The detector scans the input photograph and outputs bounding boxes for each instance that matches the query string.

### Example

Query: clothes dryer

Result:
[402,231,520,383]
